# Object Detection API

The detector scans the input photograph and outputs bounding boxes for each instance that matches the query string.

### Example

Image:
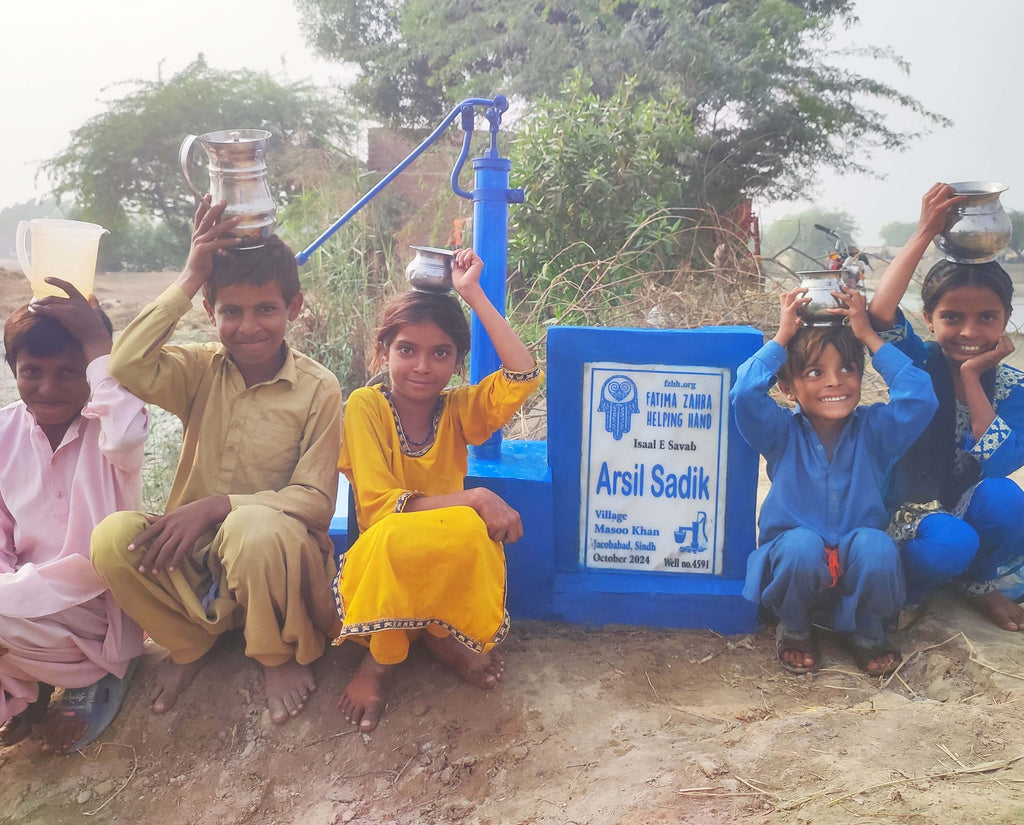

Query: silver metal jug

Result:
[797,270,856,327]
[405,245,454,292]
[935,181,1012,264]
[178,129,276,248]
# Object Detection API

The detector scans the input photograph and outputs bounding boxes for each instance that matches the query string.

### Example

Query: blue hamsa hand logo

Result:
[597,374,639,440]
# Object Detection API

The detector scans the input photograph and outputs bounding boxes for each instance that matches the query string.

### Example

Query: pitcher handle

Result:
[178,134,204,201]
[16,220,31,282]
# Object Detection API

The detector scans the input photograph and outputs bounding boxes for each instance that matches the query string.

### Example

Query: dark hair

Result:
[921,259,1013,316]
[4,304,114,371]
[372,290,471,371]
[777,324,865,386]
[202,235,301,306]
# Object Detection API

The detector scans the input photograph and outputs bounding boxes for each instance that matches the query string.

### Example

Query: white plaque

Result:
[579,362,730,574]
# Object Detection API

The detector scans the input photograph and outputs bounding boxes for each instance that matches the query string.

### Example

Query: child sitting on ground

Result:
[91,199,342,723]
[335,248,542,732]
[0,280,146,753]
[730,285,936,675]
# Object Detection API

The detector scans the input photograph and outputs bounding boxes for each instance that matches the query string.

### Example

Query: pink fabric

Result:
[0,355,148,721]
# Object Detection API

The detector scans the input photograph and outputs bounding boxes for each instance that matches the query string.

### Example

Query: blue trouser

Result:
[902,477,1024,604]
[760,526,904,641]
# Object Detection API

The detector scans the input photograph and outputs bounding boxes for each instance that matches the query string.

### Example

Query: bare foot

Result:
[779,646,816,671]
[150,649,216,713]
[264,660,316,724]
[863,651,900,676]
[37,706,87,754]
[338,652,394,732]
[971,590,1024,631]
[1,684,53,747]
[423,632,504,689]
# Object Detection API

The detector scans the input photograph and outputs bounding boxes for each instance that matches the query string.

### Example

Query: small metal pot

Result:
[797,271,849,327]
[935,181,1012,264]
[405,245,454,292]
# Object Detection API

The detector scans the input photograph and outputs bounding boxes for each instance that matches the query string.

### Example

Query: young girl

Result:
[731,286,936,675]
[869,183,1024,632]
[334,248,542,731]
[0,279,146,753]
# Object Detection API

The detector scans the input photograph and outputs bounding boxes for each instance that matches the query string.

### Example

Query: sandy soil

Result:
[2,267,1024,825]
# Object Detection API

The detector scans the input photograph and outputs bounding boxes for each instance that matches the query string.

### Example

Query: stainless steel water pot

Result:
[179,129,276,248]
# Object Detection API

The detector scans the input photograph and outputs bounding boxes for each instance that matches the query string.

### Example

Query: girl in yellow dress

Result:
[334,248,542,731]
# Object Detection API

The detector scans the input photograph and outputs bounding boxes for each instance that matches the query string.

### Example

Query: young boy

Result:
[0,280,146,753]
[91,199,342,723]
[730,286,936,676]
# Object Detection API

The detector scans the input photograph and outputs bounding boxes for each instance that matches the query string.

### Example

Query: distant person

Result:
[0,282,146,753]
[336,248,542,731]
[868,183,1024,631]
[731,285,936,675]
[91,198,342,723]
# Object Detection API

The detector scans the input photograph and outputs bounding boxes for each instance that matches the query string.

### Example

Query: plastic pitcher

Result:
[16,219,108,299]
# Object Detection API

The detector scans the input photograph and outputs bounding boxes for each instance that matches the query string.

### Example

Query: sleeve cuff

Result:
[756,340,787,372]
[968,415,1012,461]
[394,491,425,512]
[877,308,909,344]
[501,364,542,383]
[85,354,113,386]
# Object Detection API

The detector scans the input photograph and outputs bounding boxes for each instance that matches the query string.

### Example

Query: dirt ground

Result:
[2,267,1024,825]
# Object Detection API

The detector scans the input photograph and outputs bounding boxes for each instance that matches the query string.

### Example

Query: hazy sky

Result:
[1,1,1020,245]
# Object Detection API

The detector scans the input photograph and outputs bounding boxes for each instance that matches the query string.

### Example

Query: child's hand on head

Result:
[919,182,966,240]
[182,196,243,285]
[450,248,484,298]
[773,287,809,347]
[831,286,884,351]
[29,279,112,361]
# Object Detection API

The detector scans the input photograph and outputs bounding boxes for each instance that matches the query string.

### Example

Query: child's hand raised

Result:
[772,287,809,348]
[29,279,112,362]
[918,182,965,241]
[830,286,885,352]
[450,248,484,300]
[179,196,243,295]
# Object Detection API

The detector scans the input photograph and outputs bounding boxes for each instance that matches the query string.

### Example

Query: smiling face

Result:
[779,342,862,431]
[16,346,90,448]
[924,284,1008,366]
[384,321,459,406]
[204,281,302,387]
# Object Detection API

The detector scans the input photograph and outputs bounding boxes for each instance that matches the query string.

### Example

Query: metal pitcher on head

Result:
[178,129,276,248]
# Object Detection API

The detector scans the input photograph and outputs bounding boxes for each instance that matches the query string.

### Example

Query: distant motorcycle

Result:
[814,223,871,288]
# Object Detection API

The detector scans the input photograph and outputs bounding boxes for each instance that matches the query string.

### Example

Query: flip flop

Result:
[775,624,820,674]
[52,658,138,752]
[841,633,902,677]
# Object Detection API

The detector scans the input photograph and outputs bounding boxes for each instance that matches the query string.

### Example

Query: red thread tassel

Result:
[825,544,841,588]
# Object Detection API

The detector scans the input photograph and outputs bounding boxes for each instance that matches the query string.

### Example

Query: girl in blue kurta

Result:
[731,286,936,675]
[869,183,1024,632]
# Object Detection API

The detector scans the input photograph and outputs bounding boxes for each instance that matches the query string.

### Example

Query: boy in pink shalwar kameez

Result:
[0,278,147,753]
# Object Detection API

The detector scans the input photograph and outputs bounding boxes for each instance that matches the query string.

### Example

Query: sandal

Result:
[841,633,902,677]
[47,658,138,752]
[775,624,820,674]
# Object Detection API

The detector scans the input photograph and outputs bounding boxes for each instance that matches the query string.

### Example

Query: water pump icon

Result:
[674,512,708,553]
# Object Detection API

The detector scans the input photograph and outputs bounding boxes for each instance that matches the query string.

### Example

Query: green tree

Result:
[508,74,698,300]
[879,220,917,248]
[43,57,355,266]
[295,0,946,210]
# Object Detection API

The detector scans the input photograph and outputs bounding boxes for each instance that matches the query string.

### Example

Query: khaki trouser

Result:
[92,505,338,667]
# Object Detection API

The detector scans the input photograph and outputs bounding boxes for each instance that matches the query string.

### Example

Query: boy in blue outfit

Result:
[731,285,936,675]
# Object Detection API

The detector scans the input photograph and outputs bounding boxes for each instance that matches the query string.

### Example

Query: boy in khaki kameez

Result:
[91,199,342,723]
